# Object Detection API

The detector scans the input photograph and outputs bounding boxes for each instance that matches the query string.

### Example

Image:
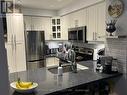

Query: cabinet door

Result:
[15,43,26,72]
[86,5,97,41]
[6,14,14,43]
[6,44,16,73]
[6,43,26,73]
[6,14,25,42]
[61,15,69,40]
[13,14,25,42]
[67,13,74,28]
[46,57,59,67]
[74,9,85,27]
[24,16,32,31]
[96,2,106,41]
[82,8,87,26]
[43,17,51,40]
[31,17,44,30]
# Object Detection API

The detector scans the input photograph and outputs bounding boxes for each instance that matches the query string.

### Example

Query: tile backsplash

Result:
[105,38,127,73]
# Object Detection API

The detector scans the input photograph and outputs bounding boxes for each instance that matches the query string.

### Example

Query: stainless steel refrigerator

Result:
[26,31,45,70]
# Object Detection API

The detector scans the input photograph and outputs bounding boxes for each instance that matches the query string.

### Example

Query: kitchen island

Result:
[9,61,122,95]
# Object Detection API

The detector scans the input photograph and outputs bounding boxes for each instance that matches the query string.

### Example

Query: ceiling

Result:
[19,0,78,10]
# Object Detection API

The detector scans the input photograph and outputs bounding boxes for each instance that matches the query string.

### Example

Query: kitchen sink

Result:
[48,64,89,74]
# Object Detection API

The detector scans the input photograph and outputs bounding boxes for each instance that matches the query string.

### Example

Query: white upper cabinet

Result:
[86,2,106,42]
[7,13,25,43]
[43,17,51,40]
[61,1,106,42]
[68,9,86,28]
[24,16,51,40]
[96,2,106,41]
[61,9,87,40]
[31,17,44,30]
[86,5,97,41]
[51,17,62,40]
[61,15,69,40]
[24,16,32,31]
[24,16,44,31]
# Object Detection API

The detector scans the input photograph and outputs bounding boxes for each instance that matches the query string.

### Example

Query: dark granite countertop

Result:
[9,61,122,95]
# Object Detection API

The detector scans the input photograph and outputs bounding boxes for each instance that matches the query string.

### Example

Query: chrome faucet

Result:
[67,48,77,73]
[57,43,77,73]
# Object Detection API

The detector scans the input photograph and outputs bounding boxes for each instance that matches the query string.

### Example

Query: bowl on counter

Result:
[10,82,38,93]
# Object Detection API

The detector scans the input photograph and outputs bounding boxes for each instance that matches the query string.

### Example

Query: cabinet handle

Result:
[93,32,94,40]
[96,33,99,40]
[14,35,16,50]
[11,35,14,52]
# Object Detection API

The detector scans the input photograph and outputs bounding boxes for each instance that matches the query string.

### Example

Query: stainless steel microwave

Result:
[68,26,87,43]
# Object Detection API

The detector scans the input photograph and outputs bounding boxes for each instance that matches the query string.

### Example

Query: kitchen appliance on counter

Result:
[68,26,87,43]
[100,56,113,74]
[96,55,115,74]
[26,31,45,70]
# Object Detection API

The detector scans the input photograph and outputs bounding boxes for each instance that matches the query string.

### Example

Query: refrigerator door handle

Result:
[11,35,14,52]
[14,35,16,50]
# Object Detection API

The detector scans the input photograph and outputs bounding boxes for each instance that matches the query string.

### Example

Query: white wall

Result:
[58,0,105,16]
[22,8,57,17]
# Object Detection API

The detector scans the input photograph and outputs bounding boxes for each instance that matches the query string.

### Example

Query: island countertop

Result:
[9,61,122,95]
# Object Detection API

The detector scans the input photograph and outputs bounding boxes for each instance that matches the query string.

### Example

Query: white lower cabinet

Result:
[46,57,59,67]
[24,16,51,40]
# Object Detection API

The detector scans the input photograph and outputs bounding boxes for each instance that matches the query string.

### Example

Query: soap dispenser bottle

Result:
[58,66,63,76]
